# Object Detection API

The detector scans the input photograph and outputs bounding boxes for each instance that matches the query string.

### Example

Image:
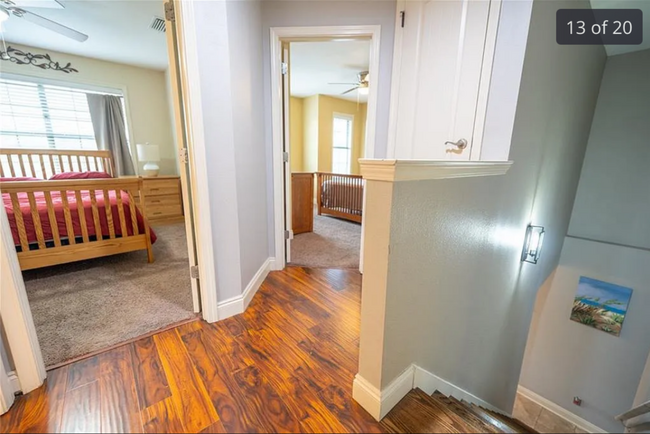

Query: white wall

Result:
[188,0,268,303]
[568,49,650,250]
[520,49,650,433]
[227,0,270,291]
[521,240,648,432]
[261,0,396,255]
[0,44,178,176]
[362,0,606,413]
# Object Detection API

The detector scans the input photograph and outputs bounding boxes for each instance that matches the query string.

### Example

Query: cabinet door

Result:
[390,0,500,160]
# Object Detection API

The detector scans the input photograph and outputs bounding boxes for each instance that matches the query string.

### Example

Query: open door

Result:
[282,43,293,263]
[164,0,200,312]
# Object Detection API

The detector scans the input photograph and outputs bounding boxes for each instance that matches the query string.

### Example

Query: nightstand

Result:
[140,176,184,224]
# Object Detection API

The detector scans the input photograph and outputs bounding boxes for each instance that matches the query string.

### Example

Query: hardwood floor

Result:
[0,267,385,433]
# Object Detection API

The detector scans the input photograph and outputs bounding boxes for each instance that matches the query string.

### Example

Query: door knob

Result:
[445,138,468,150]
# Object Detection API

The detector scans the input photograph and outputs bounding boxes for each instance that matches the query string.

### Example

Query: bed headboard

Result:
[0,148,115,179]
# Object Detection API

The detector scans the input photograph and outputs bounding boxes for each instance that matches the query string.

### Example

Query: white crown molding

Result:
[359,159,513,182]
[517,386,607,433]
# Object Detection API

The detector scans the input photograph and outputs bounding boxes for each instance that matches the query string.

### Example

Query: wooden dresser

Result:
[292,173,314,234]
[140,176,184,224]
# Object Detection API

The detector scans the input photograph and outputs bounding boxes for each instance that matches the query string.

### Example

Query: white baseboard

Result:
[216,258,274,320]
[8,371,20,394]
[353,364,513,422]
[517,386,606,433]
[414,366,508,415]
[353,366,415,421]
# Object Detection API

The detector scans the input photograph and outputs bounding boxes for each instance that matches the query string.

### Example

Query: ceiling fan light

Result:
[358,86,369,96]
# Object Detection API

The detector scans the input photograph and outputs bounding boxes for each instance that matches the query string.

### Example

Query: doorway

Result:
[0,0,210,379]
[270,26,381,271]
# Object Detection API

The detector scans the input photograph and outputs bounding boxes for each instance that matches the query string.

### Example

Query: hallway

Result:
[0,267,384,433]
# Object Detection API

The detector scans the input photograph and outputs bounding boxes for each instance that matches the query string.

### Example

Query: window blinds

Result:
[0,78,97,150]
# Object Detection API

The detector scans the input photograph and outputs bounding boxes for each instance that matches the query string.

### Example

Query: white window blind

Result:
[332,115,353,174]
[0,78,97,150]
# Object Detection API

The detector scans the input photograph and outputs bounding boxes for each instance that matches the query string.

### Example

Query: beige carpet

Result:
[290,214,361,269]
[22,223,194,367]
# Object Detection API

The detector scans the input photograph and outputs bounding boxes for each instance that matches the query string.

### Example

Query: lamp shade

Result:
[136,143,160,162]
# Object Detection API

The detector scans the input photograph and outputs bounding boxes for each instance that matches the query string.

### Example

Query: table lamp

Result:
[137,143,160,177]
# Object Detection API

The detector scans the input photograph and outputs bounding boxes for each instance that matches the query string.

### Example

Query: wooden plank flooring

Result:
[0,267,386,433]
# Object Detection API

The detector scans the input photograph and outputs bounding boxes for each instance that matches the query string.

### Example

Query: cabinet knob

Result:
[445,138,468,150]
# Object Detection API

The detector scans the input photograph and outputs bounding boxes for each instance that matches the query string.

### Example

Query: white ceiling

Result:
[590,0,650,56]
[290,40,371,103]
[0,0,169,70]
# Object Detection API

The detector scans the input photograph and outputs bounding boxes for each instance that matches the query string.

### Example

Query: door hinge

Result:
[179,148,188,164]
[190,265,200,279]
[400,10,405,27]
[284,230,293,240]
[282,151,289,163]
[164,1,175,22]
[281,62,288,75]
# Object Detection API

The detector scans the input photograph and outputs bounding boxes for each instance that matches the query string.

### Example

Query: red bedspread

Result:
[3,190,156,247]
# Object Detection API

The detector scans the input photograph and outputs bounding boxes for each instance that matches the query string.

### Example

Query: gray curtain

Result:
[86,94,135,176]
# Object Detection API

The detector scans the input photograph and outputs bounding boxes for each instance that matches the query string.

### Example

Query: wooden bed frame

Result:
[0,148,153,270]
[0,148,115,179]
[316,172,364,223]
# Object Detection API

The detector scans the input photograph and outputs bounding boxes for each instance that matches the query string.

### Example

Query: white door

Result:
[392,0,501,160]
[165,0,200,312]
[282,44,293,263]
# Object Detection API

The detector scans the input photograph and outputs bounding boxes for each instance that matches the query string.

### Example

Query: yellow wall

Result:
[0,44,178,176]
[302,95,319,173]
[359,102,368,163]
[289,97,304,172]
[291,94,367,175]
[317,95,366,174]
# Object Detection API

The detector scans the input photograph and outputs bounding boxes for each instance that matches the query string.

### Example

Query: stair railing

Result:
[616,400,650,433]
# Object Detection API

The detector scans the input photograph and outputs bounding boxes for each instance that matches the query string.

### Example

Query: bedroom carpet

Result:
[22,223,195,367]
[290,214,361,269]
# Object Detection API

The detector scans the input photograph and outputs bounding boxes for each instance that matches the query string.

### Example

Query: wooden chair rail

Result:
[1,177,153,270]
[0,148,115,179]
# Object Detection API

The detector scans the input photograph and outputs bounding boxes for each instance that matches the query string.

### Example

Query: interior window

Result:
[332,114,353,174]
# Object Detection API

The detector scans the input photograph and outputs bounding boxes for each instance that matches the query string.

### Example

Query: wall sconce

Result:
[521,224,545,264]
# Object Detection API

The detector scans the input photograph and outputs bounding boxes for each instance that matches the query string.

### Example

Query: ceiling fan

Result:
[329,71,370,95]
[0,0,88,42]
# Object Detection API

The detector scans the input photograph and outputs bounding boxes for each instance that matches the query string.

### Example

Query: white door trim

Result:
[270,25,381,269]
[0,207,46,395]
[171,0,219,322]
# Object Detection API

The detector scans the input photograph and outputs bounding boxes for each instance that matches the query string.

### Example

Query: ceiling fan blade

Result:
[341,87,359,95]
[17,9,88,42]
[329,82,358,85]
[13,0,63,9]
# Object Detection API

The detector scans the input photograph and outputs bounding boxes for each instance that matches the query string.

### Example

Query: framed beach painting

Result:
[570,276,632,337]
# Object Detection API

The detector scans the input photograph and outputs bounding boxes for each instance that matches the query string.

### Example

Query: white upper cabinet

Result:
[388,0,513,161]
